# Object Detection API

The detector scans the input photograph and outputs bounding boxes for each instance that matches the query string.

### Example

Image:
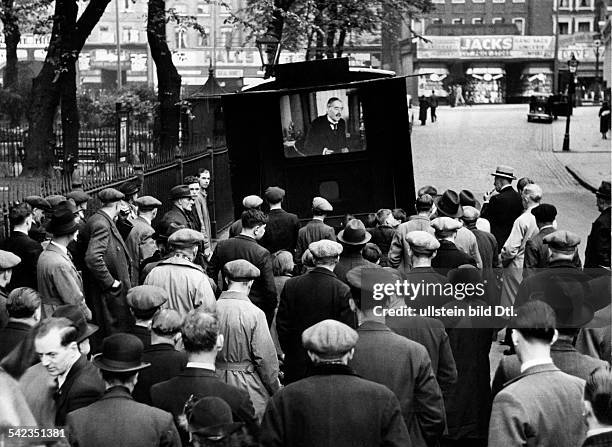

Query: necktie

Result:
[332,123,337,131]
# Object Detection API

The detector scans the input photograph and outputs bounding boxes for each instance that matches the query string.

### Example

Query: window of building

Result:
[492,0,505,3]
[175,26,187,48]
[451,0,465,3]
[197,3,210,14]
[431,18,443,24]
[577,0,592,8]
[123,0,132,10]
[122,27,140,43]
[577,20,592,32]
[472,17,483,24]
[558,0,571,9]
[472,0,485,3]
[452,18,465,24]
[492,17,504,24]
[512,17,525,34]
[432,0,445,3]
[198,31,209,46]
[558,21,570,34]
[99,25,114,43]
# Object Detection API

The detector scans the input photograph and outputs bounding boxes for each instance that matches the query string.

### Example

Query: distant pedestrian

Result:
[599,101,610,139]
[419,96,429,126]
[430,90,439,122]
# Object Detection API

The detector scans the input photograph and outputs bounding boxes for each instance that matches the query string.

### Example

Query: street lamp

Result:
[255,34,281,79]
[594,37,602,104]
[562,54,579,152]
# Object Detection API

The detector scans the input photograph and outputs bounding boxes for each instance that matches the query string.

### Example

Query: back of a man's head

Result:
[416,194,434,213]
[522,184,543,204]
[9,203,32,228]
[7,287,41,319]
[241,209,267,230]
[584,365,612,426]
[510,301,556,343]
[181,311,218,353]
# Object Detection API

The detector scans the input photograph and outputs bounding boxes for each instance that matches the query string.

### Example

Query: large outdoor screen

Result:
[279,88,367,158]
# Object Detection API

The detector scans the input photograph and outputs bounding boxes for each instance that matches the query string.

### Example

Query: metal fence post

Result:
[174,145,183,186]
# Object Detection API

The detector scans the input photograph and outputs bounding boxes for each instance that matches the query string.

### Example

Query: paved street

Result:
[410,104,610,260]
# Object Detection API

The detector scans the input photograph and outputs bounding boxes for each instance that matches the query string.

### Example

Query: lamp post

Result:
[594,38,602,104]
[255,34,281,79]
[115,0,122,89]
[562,54,579,152]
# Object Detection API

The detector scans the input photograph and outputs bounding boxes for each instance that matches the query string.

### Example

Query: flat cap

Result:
[170,185,191,200]
[127,285,168,311]
[461,206,480,222]
[98,188,124,203]
[65,190,91,205]
[312,196,333,213]
[418,185,438,197]
[531,203,557,223]
[543,230,581,253]
[0,250,21,269]
[24,195,50,211]
[184,175,199,185]
[264,186,285,203]
[223,260,260,281]
[151,309,183,334]
[308,240,343,259]
[45,195,67,208]
[119,180,140,196]
[242,195,263,209]
[168,228,204,247]
[431,217,462,233]
[406,231,440,254]
[302,320,358,359]
[135,195,162,210]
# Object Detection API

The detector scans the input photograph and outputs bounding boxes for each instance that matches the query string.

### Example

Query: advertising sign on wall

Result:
[418,36,555,60]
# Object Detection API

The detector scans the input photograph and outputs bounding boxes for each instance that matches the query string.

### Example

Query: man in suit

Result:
[523,203,580,279]
[34,317,105,426]
[585,180,611,270]
[228,195,263,238]
[125,196,161,287]
[480,165,524,249]
[260,319,411,447]
[489,301,587,447]
[259,186,300,255]
[126,285,168,349]
[132,309,186,405]
[576,303,612,364]
[37,203,90,319]
[81,188,133,340]
[24,195,51,244]
[1,203,42,291]
[208,209,277,325]
[295,197,336,263]
[195,168,213,258]
[0,250,20,329]
[151,310,258,444]
[66,333,181,447]
[303,97,348,156]
[334,218,378,284]
[0,287,41,359]
[159,185,198,231]
[276,239,356,384]
[348,267,445,447]
[582,366,612,447]
[430,217,476,275]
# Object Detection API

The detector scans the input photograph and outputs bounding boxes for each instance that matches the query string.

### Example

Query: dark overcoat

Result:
[66,386,180,447]
[431,240,476,275]
[480,185,524,249]
[295,219,336,262]
[523,226,581,278]
[82,210,133,337]
[0,231,42,290]
[333,249,379,284]
[158,205,197,231]
[585,207,611,269]
[259,208,300,254]
[303,116,347,156]
[350,321,445,447]
[0,321,31,360]
[132,343,187,405]
[276,267,356,384]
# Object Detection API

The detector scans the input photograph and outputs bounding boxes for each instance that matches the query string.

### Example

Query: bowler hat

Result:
[170,185,191,200]
[490,165,517,180]
[47,206,79,236]
[595,181,611,199]
[188,397,244,439]
[92,333,150,373]
[52,305,98,343]
[435,190,463,218]
[459,190,480,209]
[337,219,371,245]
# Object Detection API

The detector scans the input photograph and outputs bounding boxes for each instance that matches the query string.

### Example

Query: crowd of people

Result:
[0,164,610,447]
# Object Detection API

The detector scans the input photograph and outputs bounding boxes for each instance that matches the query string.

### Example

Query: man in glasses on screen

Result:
[303,97,349,156]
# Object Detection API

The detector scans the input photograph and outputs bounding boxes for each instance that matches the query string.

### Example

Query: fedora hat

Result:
[52,305,98,343]
[595,181,611,199]
[92,333,150,373]
[47,206,79,236]
[490,165,517,180]
[435,190,463,218]
[459,189,481,209]
[337,219,371,246]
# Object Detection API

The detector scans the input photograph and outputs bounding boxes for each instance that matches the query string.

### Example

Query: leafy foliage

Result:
[78,86,159,128]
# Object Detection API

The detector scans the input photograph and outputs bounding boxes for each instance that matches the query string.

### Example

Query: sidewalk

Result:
[551,106,611,191]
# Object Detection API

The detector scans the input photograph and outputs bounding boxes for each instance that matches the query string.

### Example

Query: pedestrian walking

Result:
[419,96,429,126]
[585,181,611,270]
[430,90,438,122]
[599,101,610,139]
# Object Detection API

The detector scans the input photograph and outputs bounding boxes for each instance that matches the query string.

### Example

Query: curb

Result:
[565,165,598,193]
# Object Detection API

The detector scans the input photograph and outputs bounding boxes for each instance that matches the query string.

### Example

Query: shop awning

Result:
[414,67,449,76]
[523,66,553,75]
[466,67,505,75]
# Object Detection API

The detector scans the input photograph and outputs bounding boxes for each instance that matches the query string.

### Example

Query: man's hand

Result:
[204,248,212,260]
[483,189,496,202]
[322,148,334,155]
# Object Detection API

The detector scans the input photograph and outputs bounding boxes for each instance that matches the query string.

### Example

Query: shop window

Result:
[452,18,464,24]
[492,17,504,24]
[472,17,483,24]
[512,18,525,34]
[558,21,570,34]
[175,26,187,49]
[558,0,571,9]
[577,21,591,32]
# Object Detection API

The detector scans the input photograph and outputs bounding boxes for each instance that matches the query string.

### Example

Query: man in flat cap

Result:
[347,266,446,447]
[259,186,300,255]
[0,250,20,329]
[481,165,524,249]
[295,196,336,263]
[132,309,186,405]
[65,190,90,221]
[145,229,216,317]
[585,180,611,270]
[24,196,50,243]
[0,202,42,291]
[0,287,41,359]
[431,217,476,275]
[116,179,140,240]
[79,188,133,341]
[126,285,168,348]
[66,333,181,447]
[209,209,278,325]
[228,195,264,238]
[261,319,411,447]
[125,196,162,286]
[37,203,90,319]
[488,301,587,447]
[276,239,356,384]
[523,204,580,279]
[139,221,185,284]
[216,259,281,420]
[159,185,198,232]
